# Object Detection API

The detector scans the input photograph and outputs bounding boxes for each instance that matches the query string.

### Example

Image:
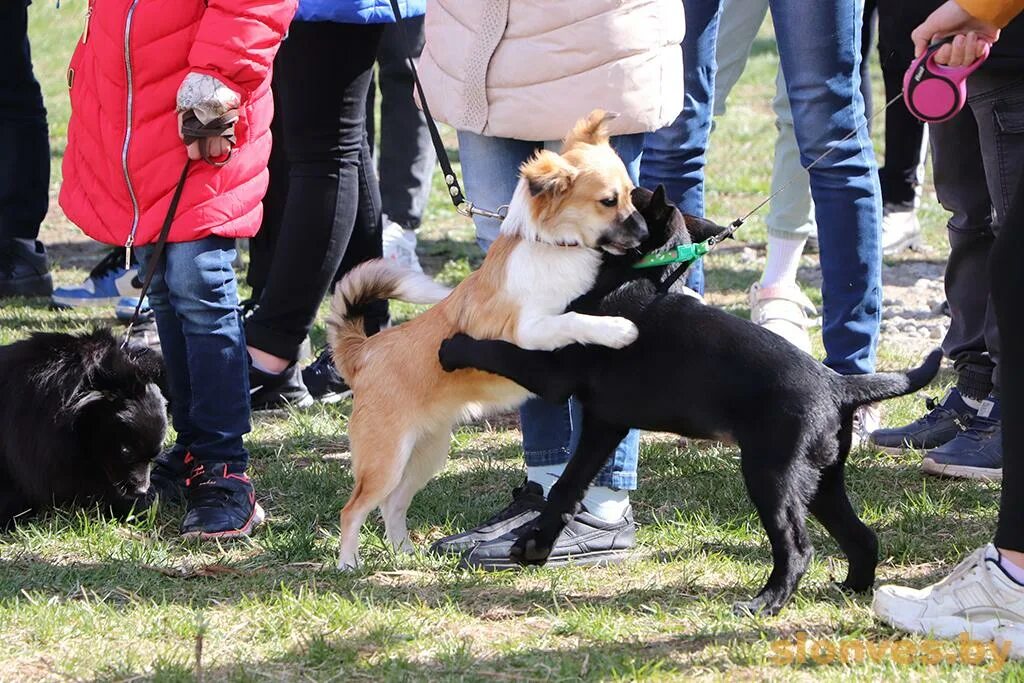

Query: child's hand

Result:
[178,111,236,161]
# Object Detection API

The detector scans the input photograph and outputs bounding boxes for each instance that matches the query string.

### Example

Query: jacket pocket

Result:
[993,97,1024,218]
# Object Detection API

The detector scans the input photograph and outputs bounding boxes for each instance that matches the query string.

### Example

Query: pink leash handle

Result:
[904,36,990,123]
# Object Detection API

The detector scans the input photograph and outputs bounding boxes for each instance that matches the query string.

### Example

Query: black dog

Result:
[0,329,167,526]
[440,186,941,615]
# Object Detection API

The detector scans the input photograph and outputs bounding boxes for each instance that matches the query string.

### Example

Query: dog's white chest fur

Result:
[504,241,602,317]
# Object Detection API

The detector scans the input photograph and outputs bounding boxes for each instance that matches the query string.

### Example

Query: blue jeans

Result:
[641,0,882,375]
[137,236,251,467]
[457,130,642,489]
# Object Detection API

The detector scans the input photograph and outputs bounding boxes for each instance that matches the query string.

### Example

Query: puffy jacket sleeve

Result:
[957,0,1024,27]
[188,0,298,101]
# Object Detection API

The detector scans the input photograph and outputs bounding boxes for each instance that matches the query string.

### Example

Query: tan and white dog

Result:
[327,110,648,569]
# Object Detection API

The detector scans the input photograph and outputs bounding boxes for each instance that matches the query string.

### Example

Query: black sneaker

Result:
[0,239,52,298]
[149,447,192,504]
[302,348,352,403]
[869,388,977,455]
[429,480,547,556]
[461,506,636,570]
[180,462,265,539]
[249,362,314,411]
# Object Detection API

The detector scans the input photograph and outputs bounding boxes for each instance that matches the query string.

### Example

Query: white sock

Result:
[582,486,630,523]
[526,465,629,522]
[962,395,983,411]
[250,355,284,375]
[527,463,565,498]
[999,552,1024,586]
[760,234,807,289]
[403,228,417,247]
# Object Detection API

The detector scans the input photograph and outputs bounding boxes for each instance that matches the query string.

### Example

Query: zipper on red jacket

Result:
[121,0,143,268]
[82,1,94,43]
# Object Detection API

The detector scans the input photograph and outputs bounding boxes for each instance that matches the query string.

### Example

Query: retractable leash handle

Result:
[904,36,990,123]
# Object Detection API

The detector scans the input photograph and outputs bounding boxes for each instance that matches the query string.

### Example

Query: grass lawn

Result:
[3,6,1017,681]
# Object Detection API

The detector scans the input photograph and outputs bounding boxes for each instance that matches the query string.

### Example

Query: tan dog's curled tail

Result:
[327,260,451,382]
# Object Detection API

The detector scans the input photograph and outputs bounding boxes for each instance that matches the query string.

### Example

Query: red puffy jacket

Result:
[59,0,296,248]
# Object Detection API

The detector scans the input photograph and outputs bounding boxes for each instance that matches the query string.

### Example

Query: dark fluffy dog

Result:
[440,186,942,615]
[0,329,167,526]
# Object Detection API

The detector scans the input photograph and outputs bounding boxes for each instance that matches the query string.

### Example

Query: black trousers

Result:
[873,0,931,209]
[245,21,387,361]
[931,71,1024,396]
[993,173,1024,553]
[366,15,436,232]
[0,0,49,243]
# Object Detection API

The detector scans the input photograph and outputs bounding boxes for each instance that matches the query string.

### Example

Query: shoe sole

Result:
[52,294,124,308]
[882,236,924,257]
[921,458,1003,482]
[317,388,353,404]
[874,606,1008,642]
[251,394,316,412]
[181,503,266,540]
[461,547,635,571]
[0,274,53,299]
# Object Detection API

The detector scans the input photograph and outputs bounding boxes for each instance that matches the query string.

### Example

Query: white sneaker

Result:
[748,282,816,353]
[852,403,881,450]
[382,219,423,273]
[873,545,1024,643]
[881,204,923,256]
[994,624,1024,660]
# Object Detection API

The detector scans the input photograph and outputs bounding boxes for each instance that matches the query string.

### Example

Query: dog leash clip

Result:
[457,202,509,221]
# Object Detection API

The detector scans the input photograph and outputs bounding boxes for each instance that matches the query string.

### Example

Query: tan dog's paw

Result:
[592,317,639,349]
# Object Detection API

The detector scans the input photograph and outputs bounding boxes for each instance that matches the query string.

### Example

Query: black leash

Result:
[121,112,239,347]
[121,160,189,347]
[386,0,506,221]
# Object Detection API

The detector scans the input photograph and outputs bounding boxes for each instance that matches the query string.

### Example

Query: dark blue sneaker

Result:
[302,348,352,404]
[148,447,192,504]
[180,463,265,539]
[0,239,52,298]
[922,397,1002,483]
[869,388,977,454]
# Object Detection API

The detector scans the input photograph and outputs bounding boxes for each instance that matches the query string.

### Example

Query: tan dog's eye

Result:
[599,196,617,207]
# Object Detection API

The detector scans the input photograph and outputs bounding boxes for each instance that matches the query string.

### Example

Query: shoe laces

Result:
[959,411,1000,442]
[307,348,336,378]
[88,249,130,279]
[917,395,965,428]
[930,547,996,604]
[478,482,542,526]
[186,464,250,509]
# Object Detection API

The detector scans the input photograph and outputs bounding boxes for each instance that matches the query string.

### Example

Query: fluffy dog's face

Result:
[70,345,168,499]
[519,110,648,254]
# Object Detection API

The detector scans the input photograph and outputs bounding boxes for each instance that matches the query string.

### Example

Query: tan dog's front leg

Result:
[516,313,638,351]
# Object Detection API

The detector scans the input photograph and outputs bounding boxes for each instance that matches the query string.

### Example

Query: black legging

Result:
[245,21,388,361]
[992,174,1024,553]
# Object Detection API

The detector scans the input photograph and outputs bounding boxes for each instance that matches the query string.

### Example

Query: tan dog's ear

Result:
[521,150,578,196]
[562,109,619,150]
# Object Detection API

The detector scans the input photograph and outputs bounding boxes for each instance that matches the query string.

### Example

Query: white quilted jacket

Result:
[418,0,686,141]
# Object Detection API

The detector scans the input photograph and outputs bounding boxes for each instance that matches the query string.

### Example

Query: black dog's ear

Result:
[121,345,167,396]
[683,214,728,244]
[631,186,654,211]
[650,184,667,209]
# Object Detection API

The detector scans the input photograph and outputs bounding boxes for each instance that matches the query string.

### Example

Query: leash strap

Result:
[121,160,190,347]
[386,0,506,221]
[121,112,240,346]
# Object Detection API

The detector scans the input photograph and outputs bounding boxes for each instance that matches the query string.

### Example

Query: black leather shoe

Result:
[460,506,636,570]
[249,362,314,411]
[429,480,546,556]
[0,239,52,298]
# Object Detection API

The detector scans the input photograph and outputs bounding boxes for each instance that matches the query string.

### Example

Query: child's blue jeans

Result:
[136,236,251,467]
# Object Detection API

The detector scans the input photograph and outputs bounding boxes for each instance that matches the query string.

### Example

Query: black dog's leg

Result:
[0,487,32,530]
[734,453,815,616]
[439,334,578,403]
[808,464,878,592]
[511,415,629,564]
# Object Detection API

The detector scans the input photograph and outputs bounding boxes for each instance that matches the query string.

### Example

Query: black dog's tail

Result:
[836,348,943,409]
